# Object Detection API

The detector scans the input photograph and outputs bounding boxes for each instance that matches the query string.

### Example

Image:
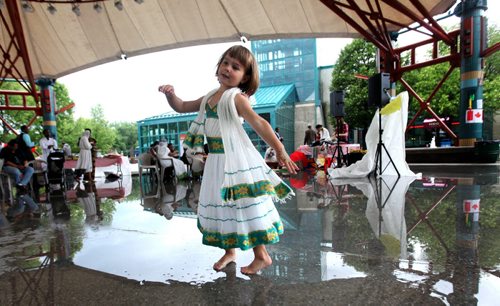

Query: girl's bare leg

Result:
[213,248,236,271]
[241,245,272,275]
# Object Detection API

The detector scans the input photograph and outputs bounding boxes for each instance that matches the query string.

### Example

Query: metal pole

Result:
[455,0,488,146]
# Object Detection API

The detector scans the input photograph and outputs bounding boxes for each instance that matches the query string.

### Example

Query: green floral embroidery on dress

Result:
[184,132,204,149]
[205,103,219,119]
[207,137,224,153]
[274,182,293,199]
[221,180,292,201]
[198,220,284,250]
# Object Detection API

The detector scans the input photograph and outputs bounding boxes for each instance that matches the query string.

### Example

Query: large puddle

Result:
[1,164,499,304]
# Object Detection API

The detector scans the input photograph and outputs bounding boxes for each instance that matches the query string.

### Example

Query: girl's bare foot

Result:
[213,250,236,271]
[241,255,272,275]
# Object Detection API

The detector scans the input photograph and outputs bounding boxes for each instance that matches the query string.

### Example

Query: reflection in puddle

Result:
[1,166,500,304]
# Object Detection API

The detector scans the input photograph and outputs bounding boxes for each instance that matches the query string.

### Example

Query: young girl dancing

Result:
[159,45,298,275]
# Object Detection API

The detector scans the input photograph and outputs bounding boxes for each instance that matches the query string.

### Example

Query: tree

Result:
[401,62,461,118]
[111,121,138,156]
[330,39,377,130]
[331,25,500,133]
[53,82,80,149]
[0,81,41,143]
[0,81,76,148]
[79,104,117,154]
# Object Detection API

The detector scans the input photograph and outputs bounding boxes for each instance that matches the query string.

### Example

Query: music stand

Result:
[372,93,400,178]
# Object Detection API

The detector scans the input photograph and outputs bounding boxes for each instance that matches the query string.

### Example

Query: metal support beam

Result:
[381,0,454,45]
[4,0,38,100]
[481,42,500,58]
[399,77,458,141]
[320,0,390,53]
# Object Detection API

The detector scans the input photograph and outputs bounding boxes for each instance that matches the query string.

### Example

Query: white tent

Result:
[1,0,455,79]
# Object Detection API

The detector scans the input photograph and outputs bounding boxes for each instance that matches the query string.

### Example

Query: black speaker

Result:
[330,90,345,117]
[368,73,390,107]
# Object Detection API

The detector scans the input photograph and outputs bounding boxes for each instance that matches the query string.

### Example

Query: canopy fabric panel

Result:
[5,0,456,79]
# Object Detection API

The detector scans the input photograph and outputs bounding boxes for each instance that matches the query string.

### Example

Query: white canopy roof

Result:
[3,0,456,79]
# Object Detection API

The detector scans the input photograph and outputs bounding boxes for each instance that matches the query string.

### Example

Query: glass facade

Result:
[252,38,317,102]
[275,91,296,154]
[137,114,196,153]
[137,85,298,156]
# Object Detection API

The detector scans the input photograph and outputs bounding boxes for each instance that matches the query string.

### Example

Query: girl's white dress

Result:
[185,88,294,250]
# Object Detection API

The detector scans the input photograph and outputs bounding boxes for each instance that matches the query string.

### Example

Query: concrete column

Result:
[456,0,488,146]
[36,78,57,140]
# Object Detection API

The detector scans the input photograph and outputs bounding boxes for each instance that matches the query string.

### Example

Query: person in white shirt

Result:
[40,129,58,162]
[264,147,278,163]
[316,124,331,141]
[62,143,72,157]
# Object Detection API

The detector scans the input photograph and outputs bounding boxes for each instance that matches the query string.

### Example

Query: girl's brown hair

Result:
[216,45,260,96]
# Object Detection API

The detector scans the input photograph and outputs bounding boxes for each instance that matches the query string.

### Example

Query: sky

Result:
[59,2,498,123]
[59,38,352,123]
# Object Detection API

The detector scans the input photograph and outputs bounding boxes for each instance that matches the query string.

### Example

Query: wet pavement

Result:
[1,164,499,305]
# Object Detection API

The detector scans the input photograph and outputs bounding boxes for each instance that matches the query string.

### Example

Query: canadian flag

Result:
[465,109,483,123]
[463,199,480,213]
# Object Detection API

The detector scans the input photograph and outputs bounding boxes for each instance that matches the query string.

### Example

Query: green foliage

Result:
[86,104,117,154]
[401,63,461,118]
[111,121,138,156]
[0,82,137,155]
[331,25,500,130]
[483,25,500,114]
[53,82,78,148]
[0,81,41,143]
[331,39,377,129]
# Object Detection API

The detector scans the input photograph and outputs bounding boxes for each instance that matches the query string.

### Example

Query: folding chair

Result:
[156,144,176,183]
[138,153,160,188]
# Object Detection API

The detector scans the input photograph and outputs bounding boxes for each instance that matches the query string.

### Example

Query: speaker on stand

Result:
[330,90,346,168]
[367,73,400,178]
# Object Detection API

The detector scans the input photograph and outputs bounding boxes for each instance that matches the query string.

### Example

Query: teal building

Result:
[137,84,298,155]
[252,38,317,103]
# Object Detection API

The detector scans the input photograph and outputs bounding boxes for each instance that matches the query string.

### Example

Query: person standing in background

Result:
[274,127,283,142]
[75,130,92,182]
[40,129,58,162]
[334,117,349,143]
[86,128,97,181]
[17,125,35,162]
[303,124,316,145]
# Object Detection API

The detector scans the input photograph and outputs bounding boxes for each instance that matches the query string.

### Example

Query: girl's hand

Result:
[158,85,175,97]
[277,150,299,174]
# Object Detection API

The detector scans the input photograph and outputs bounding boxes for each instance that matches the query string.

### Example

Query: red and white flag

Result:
[463,199,480,213]
[465,109,483,123]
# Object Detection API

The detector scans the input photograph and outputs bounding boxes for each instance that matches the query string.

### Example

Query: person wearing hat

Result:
[304,124,316,146]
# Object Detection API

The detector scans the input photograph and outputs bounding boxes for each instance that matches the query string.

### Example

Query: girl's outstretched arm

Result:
[158,84,203,113]
[235,94,299,174]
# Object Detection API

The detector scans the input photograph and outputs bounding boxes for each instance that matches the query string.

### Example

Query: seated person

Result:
[167,143,180,158]
[312,124,331,147]
[156,142,188,179]
[316,124,331,141]
[264,147,278,163]
[0,139,34,188]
